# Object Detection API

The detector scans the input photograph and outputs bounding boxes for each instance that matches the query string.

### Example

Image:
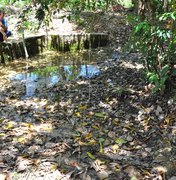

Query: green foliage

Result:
[64,0,132,11]
[117,0,133,8]
[128,1,176,93]
[32,66,58,76]
[147,65,170,92]
[15,0,133,33]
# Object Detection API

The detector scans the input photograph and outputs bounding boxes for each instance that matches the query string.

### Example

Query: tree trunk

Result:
[162,0,168,11]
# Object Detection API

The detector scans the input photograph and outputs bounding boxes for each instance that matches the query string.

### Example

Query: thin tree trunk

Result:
[22,30,29,59]
[162,0,168,11]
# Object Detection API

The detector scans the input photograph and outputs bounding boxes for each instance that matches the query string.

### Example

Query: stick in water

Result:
[21,28,29,70]
[22,28,29,59]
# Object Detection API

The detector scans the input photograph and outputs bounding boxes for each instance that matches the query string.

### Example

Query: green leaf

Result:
[135,22,149,33]
[171,12,176,21]
[160,65,170,77]
[147,72,152,78]
[159,13,170,21]
[95,112,105,118]
[99,143,103,153]
[98,138,105,143]
[86,152,95,159]
[148,74,158,83]
[98,138,105,153]
[115,138,127,145]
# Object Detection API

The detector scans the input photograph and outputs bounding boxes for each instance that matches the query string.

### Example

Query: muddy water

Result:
[7,49,110,97]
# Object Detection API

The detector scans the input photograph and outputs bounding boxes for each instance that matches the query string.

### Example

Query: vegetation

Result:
[128,0,176,93]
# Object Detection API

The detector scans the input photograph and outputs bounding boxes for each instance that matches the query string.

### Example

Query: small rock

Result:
[168,99,174,106]
[137,114,145,121]
[124,166,142,179]
[135,145,142,149]
[45,142,56,148]
[141,151,148,158]
[155,106,162,116]
[97,170,110,179]
[158,114,165,120]
[17,161,28,172]
[145,148,152,152]
[126,135,133,142]
[107,79,111,83]
[108,131,116,138]
[138,110,145,115]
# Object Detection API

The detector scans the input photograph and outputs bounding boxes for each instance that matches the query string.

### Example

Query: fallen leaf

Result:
[78,140,86,145]
[87,139,97,145]
[18,136,27,144]
[75,112,81,117]
[50,164,58,171]
[0,133,6,137]
[78,105,87,111]
[31,159,41,166]
[97,170,109,179]
[115,138,127,145]
[92,125,100,130]
[165,116,171,125]
[70,160,82,170]
[5,122,15,129]
[95,112,105,118]
[87,152,95,159]
[84,132,93,140]
[17,161,28,172]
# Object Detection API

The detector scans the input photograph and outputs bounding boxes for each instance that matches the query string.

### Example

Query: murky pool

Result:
[8,49,110,96]
[10,65,100,96]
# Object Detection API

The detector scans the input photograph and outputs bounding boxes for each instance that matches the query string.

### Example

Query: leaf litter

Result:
[0,52,176,180]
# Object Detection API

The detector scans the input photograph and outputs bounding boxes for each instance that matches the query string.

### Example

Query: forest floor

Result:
[0,10,176,180]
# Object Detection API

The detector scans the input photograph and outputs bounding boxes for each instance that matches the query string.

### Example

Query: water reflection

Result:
[10,65,100,96]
